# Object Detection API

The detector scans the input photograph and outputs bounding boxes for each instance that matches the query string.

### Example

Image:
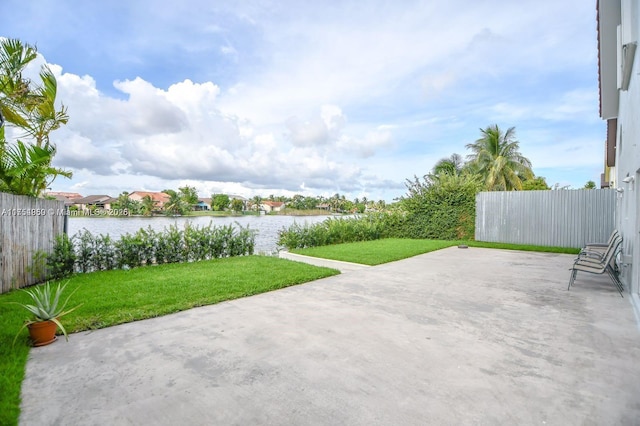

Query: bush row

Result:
[277,215,389,249]
[278,174,481,249]
[47,222,255,278]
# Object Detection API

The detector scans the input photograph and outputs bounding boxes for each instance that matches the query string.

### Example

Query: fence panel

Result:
[0,192,65,293]
[475,190,616,248]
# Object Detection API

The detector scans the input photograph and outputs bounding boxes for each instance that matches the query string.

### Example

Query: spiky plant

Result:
[12,281,81,344]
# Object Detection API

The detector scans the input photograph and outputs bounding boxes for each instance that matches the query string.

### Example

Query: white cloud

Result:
[5,0,603,200]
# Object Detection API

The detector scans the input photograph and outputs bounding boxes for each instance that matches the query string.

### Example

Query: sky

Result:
[1,0,605,202]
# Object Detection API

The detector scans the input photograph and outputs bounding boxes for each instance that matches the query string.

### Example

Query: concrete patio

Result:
[20,247,640,425]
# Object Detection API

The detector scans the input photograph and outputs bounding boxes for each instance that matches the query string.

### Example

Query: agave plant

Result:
[12,281,81,344]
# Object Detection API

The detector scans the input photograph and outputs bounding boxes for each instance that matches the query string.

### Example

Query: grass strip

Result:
[290,238,580,265]
[0,255,339,426]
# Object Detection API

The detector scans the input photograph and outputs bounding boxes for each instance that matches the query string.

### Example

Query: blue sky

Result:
[1,0,604,201]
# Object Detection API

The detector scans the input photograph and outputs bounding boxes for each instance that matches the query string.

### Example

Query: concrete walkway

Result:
[278,250,371,272]
[20,248,640,425]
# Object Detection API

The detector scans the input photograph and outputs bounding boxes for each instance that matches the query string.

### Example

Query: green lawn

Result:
[0,256,339,426]
[290,238,580,265]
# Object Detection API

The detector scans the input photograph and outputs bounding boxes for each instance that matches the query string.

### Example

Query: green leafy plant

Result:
[11,281,81,344]
[47,233,76,279]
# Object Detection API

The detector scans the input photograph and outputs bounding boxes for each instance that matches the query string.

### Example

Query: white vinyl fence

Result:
[475,189,616,248]
[0,192,65,293]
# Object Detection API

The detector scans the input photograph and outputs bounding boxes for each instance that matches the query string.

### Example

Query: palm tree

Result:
[0,139,71,196]
[252,195,262,212]
[22,66,69,148]
[432,153,464,177]
[0,38,72,196]
[140,195,155,217]
[0,38,37,129]
[163,190,186,216]
[466,125,533,191]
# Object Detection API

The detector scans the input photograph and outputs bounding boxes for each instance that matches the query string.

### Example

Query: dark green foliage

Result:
[278,215,386,249]
[52,222,256,273]
[75,229,94,273]
[211,194,230,211]
[397,173,483,240]
[278,174,482,249]
[521,176,550,190]
[47,233,76,279]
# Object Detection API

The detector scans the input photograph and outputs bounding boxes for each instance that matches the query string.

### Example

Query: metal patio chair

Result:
[568,235,624,297]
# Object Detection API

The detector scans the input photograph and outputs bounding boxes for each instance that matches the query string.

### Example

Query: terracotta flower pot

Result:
[28,320,58,347]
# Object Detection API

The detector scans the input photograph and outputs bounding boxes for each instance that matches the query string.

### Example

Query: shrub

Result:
[399,173,482,240]
[55,222,257,273]
[278,215,387,249]
[47,233,76,279]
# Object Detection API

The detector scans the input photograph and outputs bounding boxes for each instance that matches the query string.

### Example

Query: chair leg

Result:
[606,266,624,297]
[568,269,577,290]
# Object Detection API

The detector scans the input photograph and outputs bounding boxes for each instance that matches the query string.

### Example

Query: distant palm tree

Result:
[252,195,262,211]
[140,195,155,217]
[164,190,186,216]
[432,153,465,177]
[466,125,533,191]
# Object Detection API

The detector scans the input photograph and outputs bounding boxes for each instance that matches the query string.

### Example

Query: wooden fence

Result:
[475,189,616,248]
[0,192,65,293]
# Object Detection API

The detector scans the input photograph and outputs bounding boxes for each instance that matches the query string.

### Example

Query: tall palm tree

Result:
[0,38,71,196]
[0,38,37,129]
[22,65,69,148]
[466,125,533,191]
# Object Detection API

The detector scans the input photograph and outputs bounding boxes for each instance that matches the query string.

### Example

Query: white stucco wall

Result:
[614,0,640,297]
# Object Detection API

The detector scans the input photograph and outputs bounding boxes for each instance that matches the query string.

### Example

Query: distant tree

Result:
[114,191,140,214]
[251,195,262,211]
[230,198,244,212]
[179,186,199,207]
[466,125,533,191]
[289,194,305,210]
[140,195,155,216]
[432,153,465,177]
[521,176,550,190]
[584,180,597,189]
[211,194,230,211]
[164,189,188,216]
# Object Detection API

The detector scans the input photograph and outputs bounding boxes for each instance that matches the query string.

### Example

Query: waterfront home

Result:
[260,201,285,213]
[128,191,170,210]
[72,195,117,211]
[45,191,83,207]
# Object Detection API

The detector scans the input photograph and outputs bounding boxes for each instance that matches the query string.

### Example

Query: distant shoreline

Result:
[67,208,338,219]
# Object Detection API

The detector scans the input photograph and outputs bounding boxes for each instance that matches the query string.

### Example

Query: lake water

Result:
[67,215,331,254]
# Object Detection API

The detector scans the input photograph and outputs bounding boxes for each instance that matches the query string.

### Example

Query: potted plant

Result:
[12,281,81,347]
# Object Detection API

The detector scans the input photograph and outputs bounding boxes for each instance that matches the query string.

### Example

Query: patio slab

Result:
[19,247,640,425]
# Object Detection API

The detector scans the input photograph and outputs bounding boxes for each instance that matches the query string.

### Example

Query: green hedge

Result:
[48,222,255,276]
[278,174,482,249]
